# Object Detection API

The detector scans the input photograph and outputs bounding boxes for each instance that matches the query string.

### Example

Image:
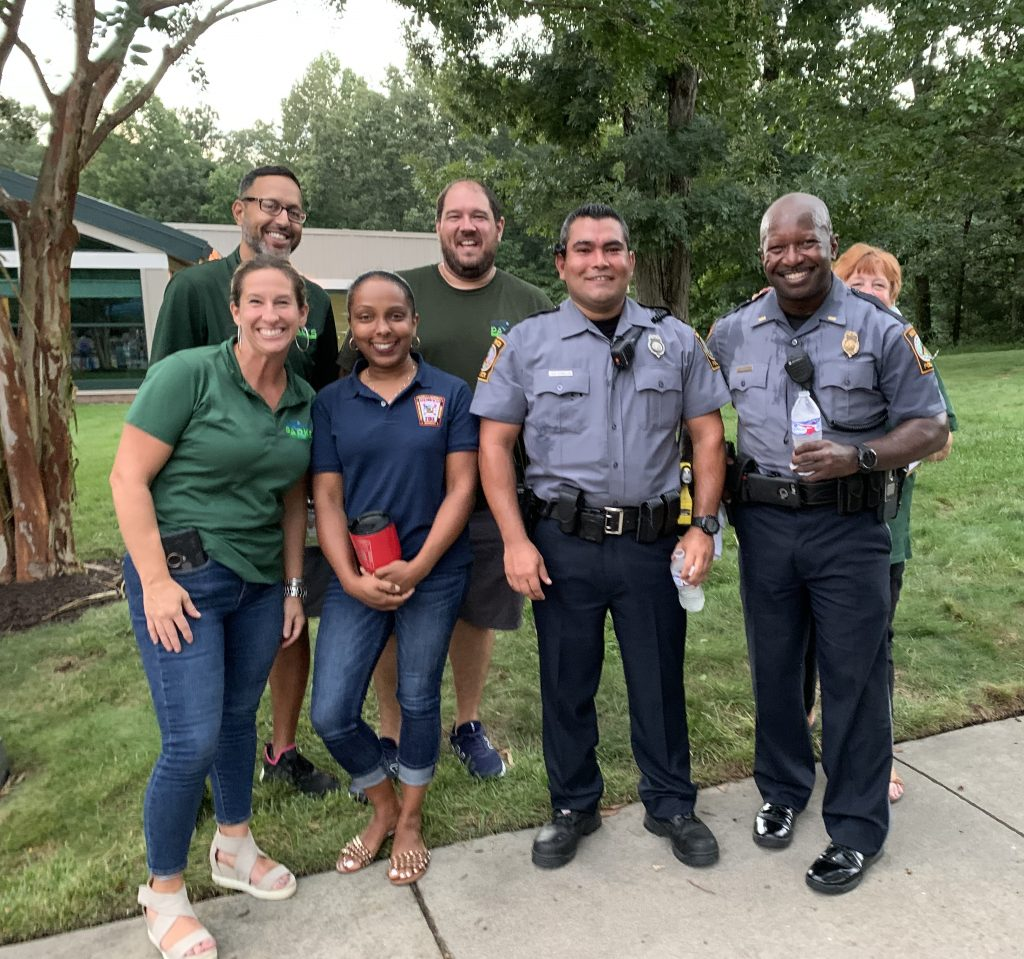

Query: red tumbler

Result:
[348,511,402,572]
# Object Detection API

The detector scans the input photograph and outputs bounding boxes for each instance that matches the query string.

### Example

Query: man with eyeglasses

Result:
[150,164,340,797]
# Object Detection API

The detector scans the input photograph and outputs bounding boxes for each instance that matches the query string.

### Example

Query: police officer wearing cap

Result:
[707,192,949,894]
[472,203,731,871]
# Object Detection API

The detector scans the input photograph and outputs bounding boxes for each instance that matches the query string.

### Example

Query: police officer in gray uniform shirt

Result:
[473,203,731,870]
[708,192,948,894]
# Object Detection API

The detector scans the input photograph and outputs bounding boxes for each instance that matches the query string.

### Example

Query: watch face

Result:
[858,446,877,472]
[696,515,720,535]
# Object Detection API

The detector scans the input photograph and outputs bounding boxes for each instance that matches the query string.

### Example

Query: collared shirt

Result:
[471,296,730,506]
[311,356,478,573]
[127,340,315,583]
[150,247,340,392]
[707,279,946,476]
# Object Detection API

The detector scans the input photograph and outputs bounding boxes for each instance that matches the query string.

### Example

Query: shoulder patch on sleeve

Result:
[694,332,720,372]
[478,336,506,382]
[901,325,935,375]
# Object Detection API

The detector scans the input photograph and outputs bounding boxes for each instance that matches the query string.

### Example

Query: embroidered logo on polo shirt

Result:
[490,321,511,337]
[478,336,506,382]
[414,394,446,427]
[284,420,312,441]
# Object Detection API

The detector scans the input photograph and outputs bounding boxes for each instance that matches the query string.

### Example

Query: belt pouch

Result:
[837,476,865,515]
[160,528,208,572]
[555,484,583,535]
[745,473,800,508]
[637,497,666,543]
[578,510,606,543]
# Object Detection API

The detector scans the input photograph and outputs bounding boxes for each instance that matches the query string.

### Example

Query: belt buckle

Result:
[603,507,625,536]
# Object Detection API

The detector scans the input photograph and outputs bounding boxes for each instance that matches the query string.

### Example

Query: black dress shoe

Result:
[531,809,602,869]
[643,812,719,867]
[805,842,881,895]
[752,802,796,849]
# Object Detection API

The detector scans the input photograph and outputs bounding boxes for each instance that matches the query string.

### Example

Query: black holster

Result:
[555,484,584,535]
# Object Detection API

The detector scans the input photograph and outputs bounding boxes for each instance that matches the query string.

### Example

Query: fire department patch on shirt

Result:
[902,325,935,375]
[478,336,506,382]
[414,394,446,427]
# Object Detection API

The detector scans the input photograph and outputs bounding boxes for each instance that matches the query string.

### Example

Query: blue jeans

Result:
[311,566,468,789]
[124,554,283,877]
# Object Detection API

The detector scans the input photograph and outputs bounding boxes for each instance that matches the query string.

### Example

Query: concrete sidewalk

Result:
[4,717,1022,959]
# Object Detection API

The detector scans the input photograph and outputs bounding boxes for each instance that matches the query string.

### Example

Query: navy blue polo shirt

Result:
[311,355,478,574]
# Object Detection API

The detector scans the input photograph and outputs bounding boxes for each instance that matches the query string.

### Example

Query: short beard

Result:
[242,225,293,260]
[441,242,494,280]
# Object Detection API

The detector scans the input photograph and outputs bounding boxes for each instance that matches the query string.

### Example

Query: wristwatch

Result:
[691,515,721,536]
[856,445,878,474]
[283,577,307,600]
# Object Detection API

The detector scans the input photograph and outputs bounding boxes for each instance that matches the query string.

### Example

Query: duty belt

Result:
[532,486,680,544]
[725,457,903,521]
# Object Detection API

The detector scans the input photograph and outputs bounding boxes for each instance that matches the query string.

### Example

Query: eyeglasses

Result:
[239,197,308,223]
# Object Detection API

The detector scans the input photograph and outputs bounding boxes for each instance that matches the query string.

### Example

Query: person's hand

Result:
[281,596,305,648]
[924,431,954,463]
[142,579,201,652]
[790,440,858,481]
[373,559,424,596]
[504,539,551,600]
[675,527,714,586]
[343,568,414,610]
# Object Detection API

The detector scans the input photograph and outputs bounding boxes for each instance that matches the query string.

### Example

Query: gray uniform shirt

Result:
[471,296,730,506]
[707,278,946,477]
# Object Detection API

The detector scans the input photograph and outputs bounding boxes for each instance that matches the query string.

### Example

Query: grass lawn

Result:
[1,350,1022,943]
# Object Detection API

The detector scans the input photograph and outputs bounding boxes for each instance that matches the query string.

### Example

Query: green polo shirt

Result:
[127,341,315,583]
[150,247,339,391]
[889,369,958,564]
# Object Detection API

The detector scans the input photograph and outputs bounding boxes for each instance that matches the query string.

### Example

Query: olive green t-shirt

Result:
[126,341,315,583]
[150,247,339,392]
[338,265,553,388]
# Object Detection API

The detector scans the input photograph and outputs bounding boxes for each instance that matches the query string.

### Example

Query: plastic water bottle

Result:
[670,547,705,613]
[791,390,822,447]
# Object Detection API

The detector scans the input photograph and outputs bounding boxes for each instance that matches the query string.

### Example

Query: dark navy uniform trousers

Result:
[733,503,892,856]
[530,519,697,820]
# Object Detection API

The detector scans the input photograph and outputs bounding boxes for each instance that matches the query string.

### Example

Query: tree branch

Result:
[0,0,27,85]
[6,34,57,108]
[83,0,279,163]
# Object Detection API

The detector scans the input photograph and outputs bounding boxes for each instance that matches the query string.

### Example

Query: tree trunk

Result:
[0,292,52,580]
[951,210,973,346]
[634,61,698,322]
[913,274,932,339]
[0,94,83,579]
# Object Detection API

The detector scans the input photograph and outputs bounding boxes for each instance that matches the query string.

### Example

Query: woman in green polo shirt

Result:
[110,255,315,959]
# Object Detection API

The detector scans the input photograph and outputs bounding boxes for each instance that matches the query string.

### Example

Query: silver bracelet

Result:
[283,577,307,600]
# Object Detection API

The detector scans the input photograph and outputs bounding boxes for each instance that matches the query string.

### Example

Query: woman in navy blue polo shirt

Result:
[310,271,477,886]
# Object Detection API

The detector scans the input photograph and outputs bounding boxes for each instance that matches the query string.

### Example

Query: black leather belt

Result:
[536,500,643,535]
[738,473,839,509]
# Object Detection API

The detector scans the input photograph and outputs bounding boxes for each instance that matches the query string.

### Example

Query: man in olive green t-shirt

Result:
[348,180,553,780]
[150,165,339,797]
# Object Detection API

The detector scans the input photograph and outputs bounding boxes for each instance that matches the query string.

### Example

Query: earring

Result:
[236,327,241,346]
[347,336,359,352]
[295,326,311,353]
[412,335,422,349]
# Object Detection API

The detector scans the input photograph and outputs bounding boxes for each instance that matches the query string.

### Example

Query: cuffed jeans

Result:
[124,554,283,877]
[311,566,468,790]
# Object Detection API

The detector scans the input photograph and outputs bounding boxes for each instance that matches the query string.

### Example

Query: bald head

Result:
[759,192,838,316]
[759,193,833,252]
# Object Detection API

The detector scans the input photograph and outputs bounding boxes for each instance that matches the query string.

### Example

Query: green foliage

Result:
[78,90,217,222]
[0,97,46,174]
[2,350,1022,942]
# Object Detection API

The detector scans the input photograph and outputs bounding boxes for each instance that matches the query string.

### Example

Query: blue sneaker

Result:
[450,721,506,779]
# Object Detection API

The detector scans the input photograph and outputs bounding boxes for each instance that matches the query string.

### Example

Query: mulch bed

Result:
[0,560,123,633]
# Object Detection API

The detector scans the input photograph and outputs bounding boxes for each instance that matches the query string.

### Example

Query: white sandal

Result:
[138,883,218,959]
[209,829,297,901]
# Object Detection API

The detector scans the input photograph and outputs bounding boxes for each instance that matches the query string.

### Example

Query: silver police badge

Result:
[647,332,666,358]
